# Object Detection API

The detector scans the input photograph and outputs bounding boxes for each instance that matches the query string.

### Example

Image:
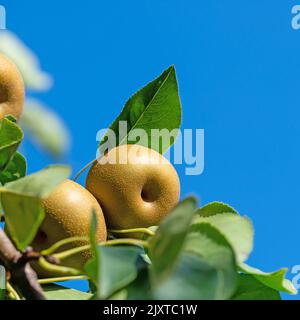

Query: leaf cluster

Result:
[0,66,296,300]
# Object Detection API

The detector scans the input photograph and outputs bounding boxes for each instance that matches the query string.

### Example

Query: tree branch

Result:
[0,228,46,300]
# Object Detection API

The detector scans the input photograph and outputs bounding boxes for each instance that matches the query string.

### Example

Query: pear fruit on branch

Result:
[31,179,107,278]
[86,144,180,232]
[0,53,24,120]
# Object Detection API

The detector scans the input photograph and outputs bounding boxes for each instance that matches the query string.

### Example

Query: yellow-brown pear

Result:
[31,179,107,277]
[0,53,24,120]
[86,144,180,230]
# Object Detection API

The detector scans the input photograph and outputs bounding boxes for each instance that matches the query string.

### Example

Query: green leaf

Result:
[0,117,23,172]
[109,268,152,300]
[20,99,70,158]
[185,223,235,258]
[107,289,128,300]
[100,66,182,154]
[239,263,297,295]
[154,252,237,300]
[126,268,152,300]
[4,115,17,123]
[0,31,52,91]
[85,246,143,299]
[162,223,237,300]
[149,197,197,287]
[1,165,71,251]
[232,274,281,300]
[89,209,98,255]
[42,284,92,300]
[193,213,253,263]
[197,201,238,217]
[0,152,26,185]
[85,210,99,284]
[2,165,71,197]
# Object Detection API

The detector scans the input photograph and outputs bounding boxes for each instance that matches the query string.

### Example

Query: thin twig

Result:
[109,228,155,237]
[38,275,88,285]
[41,236,89,256]
[6,281,21,300]
[53,238,148,261]
[38,257,82,276]
[73,159,96,182]
[0,228,46,300]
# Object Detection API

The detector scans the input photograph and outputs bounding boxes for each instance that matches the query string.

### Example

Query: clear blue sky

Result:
[2,0,300,299]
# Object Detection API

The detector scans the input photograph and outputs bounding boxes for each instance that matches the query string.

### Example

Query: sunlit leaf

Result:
[21,99,70,158]
[0,152,26,185]
[0,117,23,172]
[239,263,297,295]
[1,165,71,250]
[149,197,197,287]
[193,213,253,263]
[154,252,237,300]
[232,274,281,300]
[85,246,143,299]
[109,268,152,300]
[154,223,237,300]
[43,284,92,300]
[0,31,52,91]
[197,201,238,217]
[99,66,181,154]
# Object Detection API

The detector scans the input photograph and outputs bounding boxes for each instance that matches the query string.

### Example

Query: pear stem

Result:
[109,228,155,237]
[38,275,88,285]
[41,236,90,256]
[53,245,91,260]
[73,159,96,182]
[38,257,82,276]
[53,239,149,261]
[105,238,149,248]
[6,282,21,300]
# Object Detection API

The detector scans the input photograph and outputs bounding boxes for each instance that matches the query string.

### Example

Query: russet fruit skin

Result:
[0,53,24,120]
[31,179,107,278]
[86,144,180,230]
